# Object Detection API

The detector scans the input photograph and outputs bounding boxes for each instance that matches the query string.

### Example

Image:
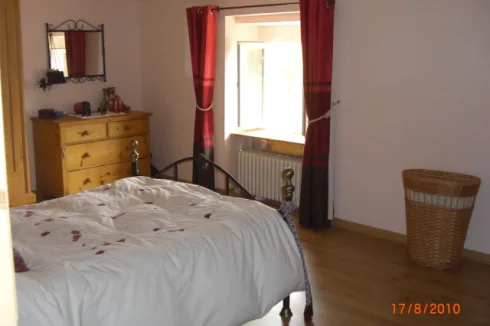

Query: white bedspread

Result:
[11,177,305,326]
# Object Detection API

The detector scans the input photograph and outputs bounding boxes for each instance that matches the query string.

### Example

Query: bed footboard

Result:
[130,141,299,320]
[279,168,295,318]
[131,140,140,177]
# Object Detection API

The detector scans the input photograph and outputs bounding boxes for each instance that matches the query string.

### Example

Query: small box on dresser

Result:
[32,111,152,201]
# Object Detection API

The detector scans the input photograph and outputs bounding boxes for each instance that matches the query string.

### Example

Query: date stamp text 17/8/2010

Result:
[392,303,461,315]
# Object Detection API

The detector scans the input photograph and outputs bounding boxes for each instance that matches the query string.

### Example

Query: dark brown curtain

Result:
[186,6,218,190]
[299,0,336,229]
[65,31,86,77]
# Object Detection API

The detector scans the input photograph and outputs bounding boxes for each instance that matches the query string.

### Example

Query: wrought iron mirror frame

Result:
[46,19,107,84]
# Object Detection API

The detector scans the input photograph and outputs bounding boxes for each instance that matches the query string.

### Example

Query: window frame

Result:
[237,41,266,129]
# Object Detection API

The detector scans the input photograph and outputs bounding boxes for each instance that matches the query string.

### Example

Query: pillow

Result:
[13,248,29,273]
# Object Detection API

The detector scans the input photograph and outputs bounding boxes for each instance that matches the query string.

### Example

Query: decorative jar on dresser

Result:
[32,111,152,201]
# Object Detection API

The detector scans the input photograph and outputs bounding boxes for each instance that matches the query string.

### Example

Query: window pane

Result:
[238,42,265,130]
[263,42,303,134]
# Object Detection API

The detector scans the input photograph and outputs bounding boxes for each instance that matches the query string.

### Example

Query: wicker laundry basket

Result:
[402,169,481,270]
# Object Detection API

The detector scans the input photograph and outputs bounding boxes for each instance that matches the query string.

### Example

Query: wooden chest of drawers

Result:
[32,111,152,201]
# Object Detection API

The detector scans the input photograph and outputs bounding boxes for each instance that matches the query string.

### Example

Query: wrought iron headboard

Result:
[130,140,255,199]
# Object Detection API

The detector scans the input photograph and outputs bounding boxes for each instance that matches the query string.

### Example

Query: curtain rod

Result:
[213,2,299,12]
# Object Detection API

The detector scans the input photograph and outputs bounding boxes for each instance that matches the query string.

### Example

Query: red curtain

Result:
[186,5,218,190]
[299,0,336,229]
[65,32,86,77]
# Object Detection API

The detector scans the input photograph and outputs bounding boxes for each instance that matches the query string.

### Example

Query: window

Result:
[238,41,305,135]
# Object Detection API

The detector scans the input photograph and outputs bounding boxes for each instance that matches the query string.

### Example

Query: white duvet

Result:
[11,177,305,326]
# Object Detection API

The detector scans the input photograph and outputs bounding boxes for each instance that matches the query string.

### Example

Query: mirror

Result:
[46,20,106,83]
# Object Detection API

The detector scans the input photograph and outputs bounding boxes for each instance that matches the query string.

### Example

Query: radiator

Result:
[238,150,302,207]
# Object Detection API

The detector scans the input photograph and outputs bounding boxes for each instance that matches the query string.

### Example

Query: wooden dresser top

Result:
[31,111,152,126]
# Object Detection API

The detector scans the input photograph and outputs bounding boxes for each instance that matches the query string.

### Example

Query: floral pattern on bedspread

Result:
[10,177,246,269]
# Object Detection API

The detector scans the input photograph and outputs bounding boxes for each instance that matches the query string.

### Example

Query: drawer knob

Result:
[79,130,90,137]
[83,178,92,185]
[82,152,91,159]
[123,125,131,131]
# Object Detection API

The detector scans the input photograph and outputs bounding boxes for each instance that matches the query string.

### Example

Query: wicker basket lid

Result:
[402,169,481,197]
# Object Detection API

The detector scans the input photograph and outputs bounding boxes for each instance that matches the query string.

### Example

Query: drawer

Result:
[108,119,148,138]
[67,158,150,194]
[63,123,107,144]
[64,135,149,171]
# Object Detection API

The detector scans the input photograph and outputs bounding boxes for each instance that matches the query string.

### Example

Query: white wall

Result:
[236,24,260,41]
[332,0,490,254]
[20,0,142,189]
[258,25,300,42]
[140,0,490,254]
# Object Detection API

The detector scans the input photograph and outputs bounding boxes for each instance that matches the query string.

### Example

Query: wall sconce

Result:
[38,69,66,92]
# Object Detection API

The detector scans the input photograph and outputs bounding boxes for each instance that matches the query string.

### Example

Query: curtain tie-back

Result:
[307,110,330,124]
[196,101,213,112]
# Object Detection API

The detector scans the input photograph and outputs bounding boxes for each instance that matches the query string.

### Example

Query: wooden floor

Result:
[244,226,490,326]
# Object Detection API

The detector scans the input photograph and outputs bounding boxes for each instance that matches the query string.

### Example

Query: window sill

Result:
[231,129,305,145]
[231,129,304,157]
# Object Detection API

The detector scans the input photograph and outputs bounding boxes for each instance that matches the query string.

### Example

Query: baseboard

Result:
[332,218,490,266]
[332,218,407,245]
[462,249,490,265]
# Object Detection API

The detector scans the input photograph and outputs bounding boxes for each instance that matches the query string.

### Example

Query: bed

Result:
[11,141,313,326]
